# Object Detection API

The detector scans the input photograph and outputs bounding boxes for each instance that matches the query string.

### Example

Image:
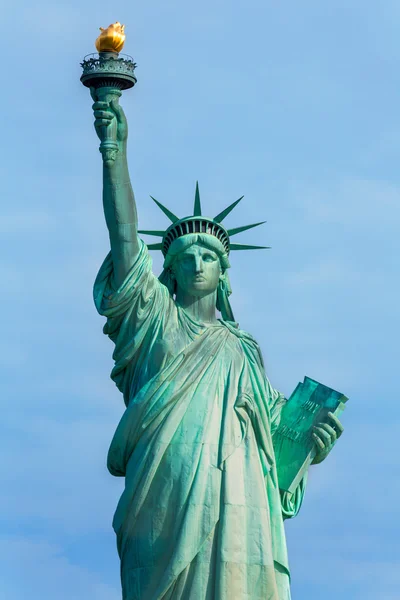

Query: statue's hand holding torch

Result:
[80,22,136,167]
[91,88,128,167]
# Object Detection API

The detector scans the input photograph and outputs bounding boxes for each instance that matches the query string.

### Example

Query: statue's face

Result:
[172,243,221,297]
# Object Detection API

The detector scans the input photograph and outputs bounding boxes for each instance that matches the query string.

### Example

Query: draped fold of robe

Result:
[94,241,306,600]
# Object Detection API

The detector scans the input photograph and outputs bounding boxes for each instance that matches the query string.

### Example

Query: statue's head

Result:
[139,183,269,321]
[163,234,230,298]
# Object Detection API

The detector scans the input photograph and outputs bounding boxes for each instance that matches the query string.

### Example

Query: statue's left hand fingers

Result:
[312,432,325,451]
[318,422,337,444]
[327,412,344,437]
[313,426,332,447]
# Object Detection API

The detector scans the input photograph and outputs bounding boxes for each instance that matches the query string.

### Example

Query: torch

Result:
[80,22,137,164]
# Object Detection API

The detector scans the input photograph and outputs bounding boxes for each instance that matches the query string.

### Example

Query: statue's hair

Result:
[163,234,230,271]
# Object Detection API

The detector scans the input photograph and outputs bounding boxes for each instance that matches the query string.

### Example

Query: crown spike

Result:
[138,229,165,237]
[228,221,266,237]
[193,181,202,216]
[146,243,164,250]
[150,196,179,223]
[214,196,244,223]
[230,243,271,250]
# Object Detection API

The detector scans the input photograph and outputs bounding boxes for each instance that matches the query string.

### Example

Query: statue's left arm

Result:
[280,472,308,520]
[271,398,344,520]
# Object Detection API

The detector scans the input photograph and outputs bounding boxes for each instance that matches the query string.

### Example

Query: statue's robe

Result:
[94,241,306,600]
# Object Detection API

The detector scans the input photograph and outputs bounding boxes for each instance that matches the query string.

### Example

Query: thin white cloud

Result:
[0,537,120,600]
[1,411,123,534]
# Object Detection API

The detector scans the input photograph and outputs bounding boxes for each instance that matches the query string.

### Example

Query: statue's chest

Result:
[151,327,191,367]
[149,323,243,375]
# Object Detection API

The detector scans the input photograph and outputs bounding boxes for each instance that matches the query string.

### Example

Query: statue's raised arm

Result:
[91,88,140,287]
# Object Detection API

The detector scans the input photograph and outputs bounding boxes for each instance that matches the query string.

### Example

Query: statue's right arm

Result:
[92,93,140,289]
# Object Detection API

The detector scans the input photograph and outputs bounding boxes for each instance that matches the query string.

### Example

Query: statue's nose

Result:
[194,257,203,272]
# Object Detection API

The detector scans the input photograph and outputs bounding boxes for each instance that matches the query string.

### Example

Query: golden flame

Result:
[95,22,126,53]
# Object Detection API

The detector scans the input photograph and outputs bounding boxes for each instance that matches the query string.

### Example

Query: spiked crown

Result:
[139,182,269,257]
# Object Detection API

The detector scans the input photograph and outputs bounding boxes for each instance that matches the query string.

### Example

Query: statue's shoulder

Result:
[220,320,260,345]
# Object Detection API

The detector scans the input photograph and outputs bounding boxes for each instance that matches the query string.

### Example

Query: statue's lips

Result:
[193,276,206,282]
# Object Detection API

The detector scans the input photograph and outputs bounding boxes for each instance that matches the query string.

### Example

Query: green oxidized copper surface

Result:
[138,185,269,255]
[81,34,347,600]
[274,377,348,493]
[81,51,136,166]
[80,52,137,90]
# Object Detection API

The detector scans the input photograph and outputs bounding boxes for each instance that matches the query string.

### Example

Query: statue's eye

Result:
[180,256,195,266]
[203,253,216,263]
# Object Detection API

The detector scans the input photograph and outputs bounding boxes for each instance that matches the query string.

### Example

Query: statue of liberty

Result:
[87,26,344,600]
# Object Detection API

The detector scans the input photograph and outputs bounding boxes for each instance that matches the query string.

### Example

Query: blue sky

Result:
[1,1,399,598]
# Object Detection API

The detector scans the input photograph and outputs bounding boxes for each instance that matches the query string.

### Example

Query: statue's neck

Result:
[175,289,218,324]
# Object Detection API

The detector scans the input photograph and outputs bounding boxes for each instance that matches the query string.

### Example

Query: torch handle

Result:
[95,87,122,165]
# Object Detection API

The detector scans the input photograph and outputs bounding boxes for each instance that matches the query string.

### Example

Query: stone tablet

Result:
[275,377,348,493]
